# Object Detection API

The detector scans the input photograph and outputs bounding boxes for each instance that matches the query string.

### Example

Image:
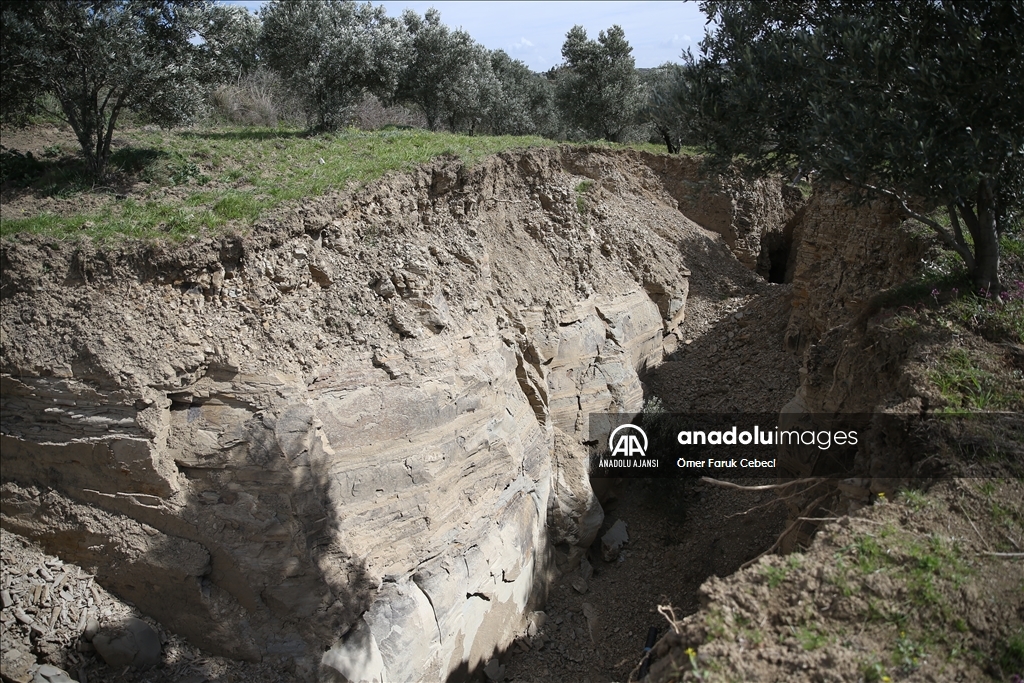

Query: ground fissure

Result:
[2,139,1020,683]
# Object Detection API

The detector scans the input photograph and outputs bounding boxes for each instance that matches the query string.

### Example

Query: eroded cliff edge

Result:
[0,147,791,681]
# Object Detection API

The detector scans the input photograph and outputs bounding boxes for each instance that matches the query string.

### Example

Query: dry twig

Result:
[726,480,830,519]
[700,476,827,491]
[657,604,683,635]
[740,490,833,570]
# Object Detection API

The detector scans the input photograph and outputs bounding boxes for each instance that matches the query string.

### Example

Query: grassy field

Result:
[0,125,564,241]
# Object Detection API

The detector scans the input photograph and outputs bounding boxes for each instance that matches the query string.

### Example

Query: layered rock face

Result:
[631,152,800,275]
[776,185,956,523]
[782,186,928,353]
[1,147,771,680]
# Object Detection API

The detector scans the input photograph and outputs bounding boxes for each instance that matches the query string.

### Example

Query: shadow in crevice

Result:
[0,374,377,681]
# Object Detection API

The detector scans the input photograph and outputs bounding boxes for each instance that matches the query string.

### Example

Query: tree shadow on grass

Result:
[179,129,309,142]
[109,146,167,176]
[0,145,168,196]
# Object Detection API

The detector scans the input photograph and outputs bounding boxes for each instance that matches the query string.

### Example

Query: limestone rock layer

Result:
[0,147,775,680]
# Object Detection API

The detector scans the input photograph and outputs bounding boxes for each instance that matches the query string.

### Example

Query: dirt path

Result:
[502,284,802,683]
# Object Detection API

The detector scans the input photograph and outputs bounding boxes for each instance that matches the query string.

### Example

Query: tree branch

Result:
[700,476,827,491]
[848,178,976,267]
[956,197,981,236]
[946,203,976,272]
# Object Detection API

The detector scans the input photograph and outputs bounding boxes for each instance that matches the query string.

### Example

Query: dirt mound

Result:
[645,478,1024,683]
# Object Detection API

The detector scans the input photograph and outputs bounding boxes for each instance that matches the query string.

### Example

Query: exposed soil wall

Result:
[0,146,778,681]
[631,152,802,276]
[782,185,929,353]
[641,182,1023,683]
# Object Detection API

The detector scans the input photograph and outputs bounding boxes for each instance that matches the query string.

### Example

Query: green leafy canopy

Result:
[555,25,645,143]
[1,0,231,178]
[691,0,1024,290]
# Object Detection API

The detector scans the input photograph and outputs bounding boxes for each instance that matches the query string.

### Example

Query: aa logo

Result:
[608,424,648,458]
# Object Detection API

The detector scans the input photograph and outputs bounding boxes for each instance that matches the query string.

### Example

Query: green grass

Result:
[861,659,891,683]
[2,125,558,241]
[574,179,594,214]
[892,630,928,672]
[761,553,803,588]
[929,347,1022,411]
[855,528,894,573]
[794,624,829,651]
[842,528,971,622]
[898,488,931,512]
[996,628,1024,676]
[829,524,977,681]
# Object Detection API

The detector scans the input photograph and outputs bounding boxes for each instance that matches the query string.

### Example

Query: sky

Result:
[223,1,711,72]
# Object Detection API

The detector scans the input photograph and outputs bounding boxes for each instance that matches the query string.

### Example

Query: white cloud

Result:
[511,37,534,49]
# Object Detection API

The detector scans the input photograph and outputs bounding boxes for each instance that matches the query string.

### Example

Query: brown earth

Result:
[502,284,800,683]
[1,142,796,682]
[644,477,1024,683]
[2,135,1020,683]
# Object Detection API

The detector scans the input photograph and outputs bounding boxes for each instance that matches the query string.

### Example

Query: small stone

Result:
[526,610,546,638]
[83,616,100,641]
[92,617,161,669]
[580,557,593,582]
[483,657,505,682]
[1,589,13,608]
[601,519,629,562]
[13,607,33,624]
[33,664,75,683]
[2,646,36,683]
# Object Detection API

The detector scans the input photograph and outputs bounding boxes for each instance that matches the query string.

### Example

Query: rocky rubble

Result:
[1,146,789,681]
[0,530,295,683]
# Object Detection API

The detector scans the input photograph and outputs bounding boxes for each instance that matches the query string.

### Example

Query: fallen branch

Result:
[727,481,830,519]
[979,552,1024,558]
[956,496,990,551]
[799,516,888,525]
[700,476,827,491]
[740,490,833,570]
[726,495,786,519]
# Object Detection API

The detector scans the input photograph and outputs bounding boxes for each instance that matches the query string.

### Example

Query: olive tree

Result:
[485,50,558,136]
[396,8,492,132]
[643,62,699,154]
[205,4,261,81]
[259,0,408,132]
[691,0,1024,291]
[0,0,227,178]
[554,25,644,142]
